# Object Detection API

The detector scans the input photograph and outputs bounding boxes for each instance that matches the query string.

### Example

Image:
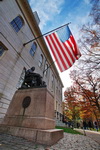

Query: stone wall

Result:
[0,0,63,123]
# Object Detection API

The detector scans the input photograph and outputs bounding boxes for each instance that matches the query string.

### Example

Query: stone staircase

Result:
[55,119,66,127]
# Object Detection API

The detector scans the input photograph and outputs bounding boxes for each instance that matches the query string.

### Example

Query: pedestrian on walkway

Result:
[88,121,92,130]
[94,121,98,132]
[83,121,87,130]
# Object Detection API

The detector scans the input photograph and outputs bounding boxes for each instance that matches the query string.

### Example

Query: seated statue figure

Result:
[21,67,46,88]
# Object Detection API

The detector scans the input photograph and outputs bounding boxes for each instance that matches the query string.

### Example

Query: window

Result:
[10,16,24,32]
[56,86,58,94]
[44,63,48,76]
[51,75,54,88]
[39,54,43,67]
[0,42,8,57]
[30,42,37,57]
[0,45,5,57]
[16,67,26,89]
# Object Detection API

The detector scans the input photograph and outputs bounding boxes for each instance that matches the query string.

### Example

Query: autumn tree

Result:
[70,70,100,125]
[79,100,94,120]
[64,87,80,121]
[67,0,100,123]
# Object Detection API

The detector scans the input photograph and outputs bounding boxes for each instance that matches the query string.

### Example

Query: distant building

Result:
[0,0,64,126]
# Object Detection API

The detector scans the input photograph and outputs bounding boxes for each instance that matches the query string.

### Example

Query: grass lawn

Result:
[56,126,83,135]
[92,128,100,132]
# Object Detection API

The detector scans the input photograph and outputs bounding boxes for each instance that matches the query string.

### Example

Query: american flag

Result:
[45,26,81,72]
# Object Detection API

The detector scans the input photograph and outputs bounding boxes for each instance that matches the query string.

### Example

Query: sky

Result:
[28,0,92,92]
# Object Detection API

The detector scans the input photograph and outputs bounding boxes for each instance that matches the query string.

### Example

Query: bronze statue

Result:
[21,67,46,89]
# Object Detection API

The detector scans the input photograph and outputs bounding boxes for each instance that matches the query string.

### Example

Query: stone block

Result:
[37,129,64,145]
[0,125,63,145]
[2,88,55,129]
[0,88,63,145]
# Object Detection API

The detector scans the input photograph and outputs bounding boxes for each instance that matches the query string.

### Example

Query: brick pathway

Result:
[0,132,100,150]
[0,133,47,150]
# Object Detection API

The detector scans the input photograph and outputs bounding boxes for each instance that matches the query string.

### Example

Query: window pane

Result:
[39,54,43,67]
[31,42,37,50]
[44,64,48,76]
[52,75,54,88]
[0,45,5,56]
[10,16,24,32]
[16,67,26,88]
[30,48,35,56]
[30,42,37,57]
[0,43,8,57]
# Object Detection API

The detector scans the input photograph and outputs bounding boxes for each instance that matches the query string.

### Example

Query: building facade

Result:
[0,0,64,125]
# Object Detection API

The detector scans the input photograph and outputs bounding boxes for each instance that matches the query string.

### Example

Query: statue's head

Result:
[31,67,35,71]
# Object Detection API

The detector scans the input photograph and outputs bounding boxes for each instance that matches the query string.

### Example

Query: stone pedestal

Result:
[0,88,63,145]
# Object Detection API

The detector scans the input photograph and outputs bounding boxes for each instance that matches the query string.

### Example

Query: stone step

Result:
[0,125,63,146]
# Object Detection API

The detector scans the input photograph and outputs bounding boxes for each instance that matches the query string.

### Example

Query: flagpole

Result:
[23,22,71,46]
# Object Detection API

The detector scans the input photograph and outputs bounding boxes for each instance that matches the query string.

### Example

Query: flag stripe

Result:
[66,38,78,59]
[64,40,76,63]
[70,36,78,57]
[45,26,81,72]
[45,35,63,72]
[68,38,76,58]
[50,33,68,71]
[63,40,76,63]
[70,35,81,59]
[53,33,73,67]
[45,34,77,71]
[63,41,76,63]
[71,36,77,52]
